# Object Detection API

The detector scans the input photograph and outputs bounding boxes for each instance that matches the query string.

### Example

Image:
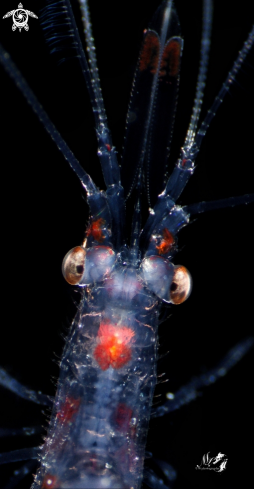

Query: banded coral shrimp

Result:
[0,0,254,488]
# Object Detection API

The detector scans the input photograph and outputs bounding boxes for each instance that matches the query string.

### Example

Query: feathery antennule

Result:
[41,0,122,190]
[77,0,123,191]
[183,0,213,153]
[40,0,102,130]
[78,0,107,127]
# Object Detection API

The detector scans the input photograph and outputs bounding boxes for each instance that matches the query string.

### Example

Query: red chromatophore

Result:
[156,228,175,255]
[41,474,59,489]
[115,403,133,432]
[94,323,135,370]
[161,38,181,77]
[56,396,80,424]
[139,31,181,79]
[139,31,159,74]
[86,218,106,242]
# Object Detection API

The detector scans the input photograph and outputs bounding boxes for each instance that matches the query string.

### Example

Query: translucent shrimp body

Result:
[34,258,159,488]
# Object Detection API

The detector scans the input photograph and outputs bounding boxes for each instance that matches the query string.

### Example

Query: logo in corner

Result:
[196,452,228,472]
[3,3,38,32]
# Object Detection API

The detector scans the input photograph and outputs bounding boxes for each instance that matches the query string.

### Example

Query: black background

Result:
[0,1,254,488]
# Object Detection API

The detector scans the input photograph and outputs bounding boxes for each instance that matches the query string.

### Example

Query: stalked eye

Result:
[170,265,192,305]
[141,255,174,302]
[62,245,115,286]
[62,246,86,285]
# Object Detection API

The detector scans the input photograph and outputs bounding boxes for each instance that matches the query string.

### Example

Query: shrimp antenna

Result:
[0,44,96,196]
[191,24,254,159]
[41,0,125,245]
[40,0,121,188]
[183,0,213,153]
[153,3,254,207]
[163,0,214,202]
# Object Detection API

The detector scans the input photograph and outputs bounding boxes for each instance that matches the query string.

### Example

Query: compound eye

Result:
[62,246,86,285]
[170,265,192,305]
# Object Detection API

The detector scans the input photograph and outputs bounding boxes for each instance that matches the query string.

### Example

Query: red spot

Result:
[139,33,181,79]
[139,31,159,73]
[56,396,80,423]
[115,403,133,432]
[86,218,105,242]
[94,323,135,370]
[105,143,111,151]
[156,228,175,255]
[42,475,59,489]
[160,39,181,78]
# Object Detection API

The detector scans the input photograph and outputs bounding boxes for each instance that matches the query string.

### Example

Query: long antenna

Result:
[0,43,96,195]
[194,24,254,153]
[183,0,213,154]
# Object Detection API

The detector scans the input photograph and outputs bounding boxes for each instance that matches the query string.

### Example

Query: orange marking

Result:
[56,396,80,423]
[94,323,135,370]
[86,218,105,242]
[156,228,174,255]
[105,143,111,151]
[42,475,59,489]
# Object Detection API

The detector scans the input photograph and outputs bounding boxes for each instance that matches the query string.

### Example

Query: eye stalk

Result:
[141,256,192,304]
[62,245,115,286]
